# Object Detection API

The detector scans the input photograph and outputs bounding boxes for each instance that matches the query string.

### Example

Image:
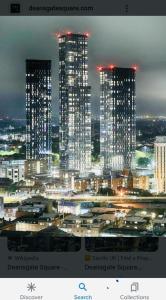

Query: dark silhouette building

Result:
[26,60,52,172]
[99,66,136,171]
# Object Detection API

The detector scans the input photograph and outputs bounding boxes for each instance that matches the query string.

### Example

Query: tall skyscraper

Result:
[58,32,91,176]
[154,136,166,194]
[26,60,52,171]
[0,197,4,219]
[99,66,136,171]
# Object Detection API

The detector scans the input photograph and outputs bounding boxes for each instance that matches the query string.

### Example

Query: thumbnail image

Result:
[85,237,159,252]
[0,16,166,250]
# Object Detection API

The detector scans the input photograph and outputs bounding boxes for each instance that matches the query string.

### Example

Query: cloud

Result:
[0,16,166,119]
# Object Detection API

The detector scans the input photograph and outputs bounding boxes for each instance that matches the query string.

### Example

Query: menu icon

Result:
[10,3,21,13]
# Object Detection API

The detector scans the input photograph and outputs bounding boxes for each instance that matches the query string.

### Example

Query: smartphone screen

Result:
[0,0,165,299]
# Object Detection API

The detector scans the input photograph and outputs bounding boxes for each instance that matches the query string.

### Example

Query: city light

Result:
[131,64,139,71]
[109,64,116,69]
[97,64,116,71]
[97,66,103,71]
[55,32,61,38]
[84,32,90,37]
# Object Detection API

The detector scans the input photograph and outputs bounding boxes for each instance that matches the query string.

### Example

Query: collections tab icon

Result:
[131,282,139,292]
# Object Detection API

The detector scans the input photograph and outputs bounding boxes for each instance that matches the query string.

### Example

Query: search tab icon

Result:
[79,283,87,292]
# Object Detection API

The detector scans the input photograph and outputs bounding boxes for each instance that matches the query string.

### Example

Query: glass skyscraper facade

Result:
[58,33,91,176]
[99,66,136,171]
[26,59,52,171]
[154,136,166,194]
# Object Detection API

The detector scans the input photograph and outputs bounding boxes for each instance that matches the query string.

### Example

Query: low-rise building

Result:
[60,213,105,237]
[111,177,124,191]
[15,213,61,232]
[74,176,112,193]
[133,175,149,191]
[4,203,19,221]
[25,159,48,178]
[153,218,166,231]
[74,178,90,192]
[124,216,147,230]
[58,200,81,216]
[0,160,25,183]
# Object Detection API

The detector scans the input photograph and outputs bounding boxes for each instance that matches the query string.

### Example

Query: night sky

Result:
[1,16,166,121]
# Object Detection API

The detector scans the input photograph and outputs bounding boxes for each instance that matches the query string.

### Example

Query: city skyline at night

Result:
[1,17,166,241]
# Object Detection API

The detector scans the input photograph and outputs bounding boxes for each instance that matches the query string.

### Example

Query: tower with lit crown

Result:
[58,32,91,176]
[99,66,136,171]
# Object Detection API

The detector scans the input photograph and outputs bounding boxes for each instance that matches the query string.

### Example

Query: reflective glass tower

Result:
[26,60,52,171]
[154,136,166,194]
[58,32,91,176]
[99,66,136,171]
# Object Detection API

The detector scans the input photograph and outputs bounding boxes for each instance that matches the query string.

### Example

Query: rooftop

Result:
[56,32,90,39]
[97,65,137,72]
[155,136,166,143]
[125,216,146,223]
